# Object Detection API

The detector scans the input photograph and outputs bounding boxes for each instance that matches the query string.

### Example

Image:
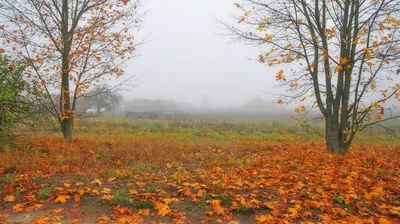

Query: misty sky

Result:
[125,0,280,107]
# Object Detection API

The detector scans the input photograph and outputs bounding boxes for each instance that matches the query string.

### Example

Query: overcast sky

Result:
[124,0,280,107]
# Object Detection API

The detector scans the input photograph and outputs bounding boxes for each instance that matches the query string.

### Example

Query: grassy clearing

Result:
[0,119,399,223]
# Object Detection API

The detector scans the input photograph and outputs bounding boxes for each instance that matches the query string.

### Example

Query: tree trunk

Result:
[325,116,349,154]
[60,0,73,141]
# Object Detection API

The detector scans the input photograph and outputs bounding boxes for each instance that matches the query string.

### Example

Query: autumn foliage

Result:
[0,120,399,223]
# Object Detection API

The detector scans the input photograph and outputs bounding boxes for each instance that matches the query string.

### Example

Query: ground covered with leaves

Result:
[0,120,399,223]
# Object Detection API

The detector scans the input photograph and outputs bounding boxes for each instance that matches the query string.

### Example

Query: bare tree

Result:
[0,0,145,140]
[220,0,400,154]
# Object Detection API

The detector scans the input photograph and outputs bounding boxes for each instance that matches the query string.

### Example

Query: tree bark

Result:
[60,0,73,141]
[325,115,349,154]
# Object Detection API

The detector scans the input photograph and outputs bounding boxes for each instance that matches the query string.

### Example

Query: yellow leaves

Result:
[325,28,336,39]
[13,203,24,212]
[255,214,274,223]
[94,55,101,61]
[234,3,241,8]
[258,54,265,63]
[310,61,317,69]
[335,65,343,73]
[331,207,347,217]
[55,195,71,204]
[101,194,115,200]
[264,34,273,42]
[51,208,64,214]
[138,208,150,216]
[197,189,205,197]
[52,216,63,221]
[277,99,284,105]
[34,203,43,209]
[129,189,138,195]
[340,57,348,65]
[162,197,179,205]
[4,195,15,202]
[92,178,103,186]
[275,70,286,81]
[238,16,245,24]
[116,160,122,166]
[295,105,306,113]
[371,81,377,90]
[321,48,328,59]
[155,202,170,216]
[210,200,225,216]
[364,192,374,201]
[102,188,112,194]
[353,36,361,44]
[108,177,117,182]
[290,81,298,89]
[0,48,5,54]
[373,102,381,109]
[34,216,51,224]
[363,48,373,60]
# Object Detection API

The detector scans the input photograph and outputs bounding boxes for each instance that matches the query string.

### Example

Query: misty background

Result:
[124,0,283,109]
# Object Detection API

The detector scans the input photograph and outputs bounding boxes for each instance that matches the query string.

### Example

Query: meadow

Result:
[0,118,399,223]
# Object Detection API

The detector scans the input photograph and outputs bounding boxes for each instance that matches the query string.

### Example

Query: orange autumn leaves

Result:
[1,130,399,223]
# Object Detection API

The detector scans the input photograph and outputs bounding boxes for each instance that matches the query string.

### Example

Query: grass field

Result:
[0,118,399,223]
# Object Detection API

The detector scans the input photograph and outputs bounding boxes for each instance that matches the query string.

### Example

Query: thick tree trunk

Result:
[325,116,349,154]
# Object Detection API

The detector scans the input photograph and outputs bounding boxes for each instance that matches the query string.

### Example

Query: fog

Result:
[123,0,282,108]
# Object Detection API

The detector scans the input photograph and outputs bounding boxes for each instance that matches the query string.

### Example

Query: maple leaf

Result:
[51,208,64,214]
[4,187,14,193]
[129,189,138,195]
[34,216,50,224]
[102,194,115,200]
[34,204,43,210]
[256,214,274,223]
[138,209,150,216]
[119,216,129,223]
[55,195,71,203]
[13,203,24,212]
[205,211,214,216]
[77,188,86,195]
[162,197,178,205]
[52,216,63,221]
[155,202,170,216]
[115,206,132,215]
[4,195,15,202]
[102,188,112,194]
[97,215,110,224]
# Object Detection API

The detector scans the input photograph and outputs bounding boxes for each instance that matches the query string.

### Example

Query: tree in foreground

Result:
[222,0,400,154]
[0,0,143,140]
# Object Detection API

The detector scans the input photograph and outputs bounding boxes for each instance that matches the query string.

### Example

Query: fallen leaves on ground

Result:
[0,121,399,223]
